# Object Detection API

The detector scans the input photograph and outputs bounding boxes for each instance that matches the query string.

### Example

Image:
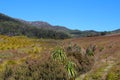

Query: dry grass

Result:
[64,34,120,80]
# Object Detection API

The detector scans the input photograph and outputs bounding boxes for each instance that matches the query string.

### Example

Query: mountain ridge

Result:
[0,13,70,39]
[0,13,120,38]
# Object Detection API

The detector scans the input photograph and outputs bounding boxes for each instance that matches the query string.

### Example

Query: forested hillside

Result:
[0,13,70,39]
[1,13,120,39]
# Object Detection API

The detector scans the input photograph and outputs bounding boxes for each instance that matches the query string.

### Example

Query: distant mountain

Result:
[17,19,71,32]
[31,21,52,28]
[0,13,120,38]
[0,13,18,22]
[111,29,120,34]
[17,19,102,37]
[0,13,70,39]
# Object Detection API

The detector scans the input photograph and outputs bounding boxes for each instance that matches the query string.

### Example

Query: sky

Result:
[0,0,120,31]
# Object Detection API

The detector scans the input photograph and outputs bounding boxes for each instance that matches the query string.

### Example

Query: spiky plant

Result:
[52,47,66,62]
[66,61,76,80]
[52,47,76,80]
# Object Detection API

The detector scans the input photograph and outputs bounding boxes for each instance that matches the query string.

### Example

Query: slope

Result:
[0,13,70,39]
[64,34,120,80]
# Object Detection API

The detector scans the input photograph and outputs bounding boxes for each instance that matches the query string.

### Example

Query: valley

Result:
[0,13,120,80]
[0,34,119,80]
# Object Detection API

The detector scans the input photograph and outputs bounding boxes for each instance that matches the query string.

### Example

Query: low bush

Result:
[1,58,69,80]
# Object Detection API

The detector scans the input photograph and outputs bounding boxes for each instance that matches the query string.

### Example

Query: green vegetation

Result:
[82,63,109,80]
[1,13,119,39]
[0,35,69,80]
[0,35,95,80]
[1,13,120,80]
[99,46,104,52]
[0,13,70,39]
[106,63,120,80]
[52,47,76,80]
[86,45,96,56]
[0,59,69,80]
[52,47,66,62]
[65,43,95,78]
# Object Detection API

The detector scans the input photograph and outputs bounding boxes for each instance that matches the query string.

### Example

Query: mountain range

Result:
[0,13,120,39]
[0,13,120,80]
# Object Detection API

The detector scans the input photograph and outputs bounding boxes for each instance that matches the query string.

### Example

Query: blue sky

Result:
[0,0,120,31]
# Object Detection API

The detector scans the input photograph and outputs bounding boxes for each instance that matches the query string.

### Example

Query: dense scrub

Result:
[0,58,68,80]
[65,43,95,76]
[0,35,95,80]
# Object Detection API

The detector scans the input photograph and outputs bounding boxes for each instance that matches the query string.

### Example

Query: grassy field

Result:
[69,34,120,80]
[0,34,119,80]
[0,35,59,71]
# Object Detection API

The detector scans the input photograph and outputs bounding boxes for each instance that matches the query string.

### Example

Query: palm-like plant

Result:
[52,47,76,80]
[66,61,76,80]
[52,47,66,62]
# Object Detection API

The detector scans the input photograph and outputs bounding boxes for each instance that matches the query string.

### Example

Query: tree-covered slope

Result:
[0,13,120,38]
[0,13,70,39]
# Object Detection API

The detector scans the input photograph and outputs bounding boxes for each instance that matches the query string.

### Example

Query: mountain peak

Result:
[30,21,52,28]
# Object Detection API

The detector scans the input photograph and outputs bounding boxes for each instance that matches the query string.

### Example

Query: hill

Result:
[64,34,120,80]
[17,19,104,37]
[17,17,120,37]
[0,13,70,39]
[1,13,120,38]
[111,29,120,34]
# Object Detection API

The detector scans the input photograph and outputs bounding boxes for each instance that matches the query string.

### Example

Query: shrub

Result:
[1,57,69,80]
[86,45,96,56]
[65,43,95,76]
[52,47,76,80]
[99,47,104,52]
[52,47,66,62]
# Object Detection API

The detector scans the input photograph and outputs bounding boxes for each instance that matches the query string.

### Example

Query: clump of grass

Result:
[107,72,118,80]
[27,47,42,54]
[0,52,13,59]
[99,46,104,52]
[86,45,96,56]
[52,47,76,80]
[109,45,112,48]
[6,60,17,65]
[106,62,120,80]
